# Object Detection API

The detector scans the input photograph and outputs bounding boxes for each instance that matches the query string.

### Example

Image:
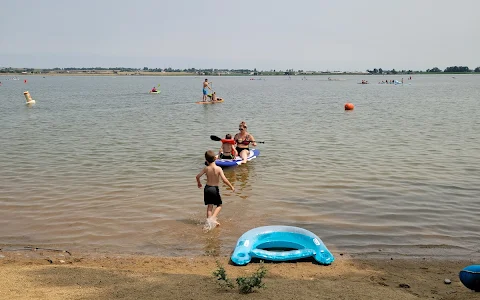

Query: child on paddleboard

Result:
[218,134,237,159]
[196,150,235,230]
[209,92,223,102]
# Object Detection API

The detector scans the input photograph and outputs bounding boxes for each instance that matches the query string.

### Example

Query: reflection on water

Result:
[224,164,253,200]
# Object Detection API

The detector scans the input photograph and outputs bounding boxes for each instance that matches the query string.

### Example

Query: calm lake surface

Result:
[1,74,479,258]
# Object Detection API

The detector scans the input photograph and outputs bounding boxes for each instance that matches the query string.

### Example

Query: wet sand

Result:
[0,250,475,299]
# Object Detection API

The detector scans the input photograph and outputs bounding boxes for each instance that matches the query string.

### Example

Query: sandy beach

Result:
[0,250,475,300]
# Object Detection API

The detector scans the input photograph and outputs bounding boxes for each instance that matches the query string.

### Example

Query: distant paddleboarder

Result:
[203,79,212,102]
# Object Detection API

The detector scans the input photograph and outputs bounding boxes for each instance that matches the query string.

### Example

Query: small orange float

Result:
[344,103,354,110]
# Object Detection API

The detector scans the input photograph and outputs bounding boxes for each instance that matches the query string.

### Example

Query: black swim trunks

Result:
[204,185,222,206]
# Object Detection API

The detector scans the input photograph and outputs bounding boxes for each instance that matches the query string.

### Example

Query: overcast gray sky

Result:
[1,0,479,71]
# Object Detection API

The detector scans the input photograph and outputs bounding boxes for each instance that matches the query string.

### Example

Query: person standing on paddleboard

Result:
[203,79,212,102]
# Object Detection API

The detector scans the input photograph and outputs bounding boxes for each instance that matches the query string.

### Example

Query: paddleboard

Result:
[195,99,224,104]
[215,149,259,167]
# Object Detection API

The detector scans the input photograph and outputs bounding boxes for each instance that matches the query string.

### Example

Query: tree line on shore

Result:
[367,66,480,74]
[1,66,479,75]
[425,66,480,73]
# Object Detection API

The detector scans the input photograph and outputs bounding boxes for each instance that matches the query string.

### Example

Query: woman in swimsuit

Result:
[234,121,257,164]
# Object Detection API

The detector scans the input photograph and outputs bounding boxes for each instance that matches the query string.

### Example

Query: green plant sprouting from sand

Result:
[213,261,267,294]
[212,262,235,289]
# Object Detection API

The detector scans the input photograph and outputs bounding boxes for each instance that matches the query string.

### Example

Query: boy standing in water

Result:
[196,150,235,230]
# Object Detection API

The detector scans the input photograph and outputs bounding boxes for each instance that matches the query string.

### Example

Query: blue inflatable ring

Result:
[231,225,334,266]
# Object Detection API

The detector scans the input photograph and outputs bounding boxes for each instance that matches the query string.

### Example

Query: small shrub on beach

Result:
[213,262,235,289]
[213,261,267,294]
[236,264,267,294]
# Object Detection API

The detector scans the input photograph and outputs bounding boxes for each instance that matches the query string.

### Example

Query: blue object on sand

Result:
[231,225,334,266]
[215,149,260,168]
[459,265,480,292]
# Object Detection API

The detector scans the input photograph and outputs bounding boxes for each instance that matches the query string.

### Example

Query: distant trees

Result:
[426,67,442,72]
[2,65,479,75]
[444,66,471,72]
[366,68,400,74]
[366,66,478,74]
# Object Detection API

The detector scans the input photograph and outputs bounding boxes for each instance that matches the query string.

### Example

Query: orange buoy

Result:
[344,103,354,110]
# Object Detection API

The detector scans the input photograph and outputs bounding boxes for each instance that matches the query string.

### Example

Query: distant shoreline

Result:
[1,71,197,77]
[1,71,478,77]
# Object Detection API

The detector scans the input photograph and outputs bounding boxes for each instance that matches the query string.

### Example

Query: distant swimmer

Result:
[203,79,212,102]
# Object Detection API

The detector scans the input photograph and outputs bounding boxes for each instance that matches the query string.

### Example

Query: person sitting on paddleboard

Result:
[234,121,257,164]
[218,134,237,159]
[209,92,223,102]
[151,87,158,92]
[203,79,212,102]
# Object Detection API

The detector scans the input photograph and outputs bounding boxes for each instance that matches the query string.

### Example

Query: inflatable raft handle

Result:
[251,248,315,261]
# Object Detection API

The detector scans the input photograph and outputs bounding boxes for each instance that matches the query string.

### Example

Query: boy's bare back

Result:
[204,163,224,186]
[221,143,234,154]
[196,151,234,191]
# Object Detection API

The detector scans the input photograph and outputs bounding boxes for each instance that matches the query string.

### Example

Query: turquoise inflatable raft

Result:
[231,226,334,266]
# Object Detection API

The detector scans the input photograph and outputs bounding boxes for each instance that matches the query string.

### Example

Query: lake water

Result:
[1,74,479,258]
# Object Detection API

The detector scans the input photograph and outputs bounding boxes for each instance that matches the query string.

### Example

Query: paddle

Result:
[210,135,265,144]
[207,82,214,97]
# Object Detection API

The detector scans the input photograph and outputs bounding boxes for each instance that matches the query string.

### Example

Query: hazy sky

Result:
[1,0,479,71]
